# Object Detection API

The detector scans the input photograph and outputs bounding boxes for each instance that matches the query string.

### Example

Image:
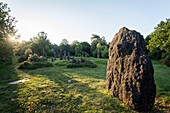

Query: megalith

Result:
[106,27,156,111]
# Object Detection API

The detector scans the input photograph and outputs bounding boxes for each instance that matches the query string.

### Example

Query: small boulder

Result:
[106,27,156,111]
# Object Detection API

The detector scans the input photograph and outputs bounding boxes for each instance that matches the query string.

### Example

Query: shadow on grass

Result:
[1,61,169,112]
[0,65,25,112]
[22,66,131,112]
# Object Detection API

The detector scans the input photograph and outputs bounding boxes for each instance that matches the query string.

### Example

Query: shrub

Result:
[161,52,170,67]
[28,54,47,62]
[18,55,28,62]
[84,52,90,57]
[18,61,53,69]
[28,54,39,62]
[67,58,97,68]
[47,49,55,57]
[39,56,47,62]
[148,49,163,60]
[92,49,98,58]
[25,48,32,57]
[101,48,108,58]
[55,60,69,66]
[17,61,32,69]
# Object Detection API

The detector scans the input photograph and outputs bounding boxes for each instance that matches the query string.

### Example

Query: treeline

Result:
[0,2,170,67]
[16,32,109,59]
[145,18,170,66]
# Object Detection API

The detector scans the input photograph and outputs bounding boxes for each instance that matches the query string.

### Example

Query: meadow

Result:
[0,58,169,113]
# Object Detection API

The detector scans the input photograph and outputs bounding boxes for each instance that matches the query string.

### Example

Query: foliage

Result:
[0,2,17,64]
[28,54,47,62]
[59,39,70,59]
[18,61,53,69]
[146,19,170,66]
[91,34,107,57]
[148,48,163,60]
[18,55,28,62]
[39,56,48,62]
[60,39,69,45]
[30,32,51,56]
[67,58,97,68]
[83,52,90,57]
[55,60,69,66]
[96,43,102,49]
[70,40,79,56]
[75,44,82,56]
[161,52,170,67]
[96,43,101,58]
[101,46,109,58]
[16,41,31,56]
[47,49,55,57]
[51,44,59,57]
[144,35,151,54]
[24,48,32,57]
[147,18,170,53]
[81,42,91,56]
[92,49,98,58]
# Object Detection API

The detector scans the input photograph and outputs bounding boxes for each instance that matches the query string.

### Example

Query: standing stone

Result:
[64,51,66,60]
[60,49,63,60]
[106,27,156,111]
[67,52,70,61]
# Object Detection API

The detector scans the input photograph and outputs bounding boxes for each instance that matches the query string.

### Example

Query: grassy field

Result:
[0,58,169,113]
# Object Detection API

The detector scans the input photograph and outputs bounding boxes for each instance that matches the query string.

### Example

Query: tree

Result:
[145,35,163,59]
[59,39,70,52]
[59,39,70,60]
[51,44,59,57]
[101,45,108,58]
[75,44,82,56]
[70,40,79,56]
[0,2,17,64]
[91,34,107,57]
[80,42,91,56]
[30,31,51,56]
[60,39,69,45]
[16,41,31,56]
[91,34,100,41]
[96,43,101,58]
[147,18,170,52]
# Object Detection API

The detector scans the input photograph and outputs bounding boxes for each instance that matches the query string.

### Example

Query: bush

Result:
[39,56,47,62]
[148,49,163,60]
[161,52,170,67]
[17,61,32,69]
[92,49,99,58]
[28,54,47,62]
[18,55,28,62]
[55,60,69,66]
[84,52,90,57]
[47,49,55,57]
[67,58,97,68]
[25,48,32,57]
[28,54,39,62]
[18,61,53,69]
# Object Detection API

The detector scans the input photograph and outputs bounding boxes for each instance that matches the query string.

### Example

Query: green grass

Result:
[0,58,169,112]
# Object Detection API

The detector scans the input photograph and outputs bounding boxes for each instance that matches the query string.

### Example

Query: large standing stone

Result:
[106,27,156,111]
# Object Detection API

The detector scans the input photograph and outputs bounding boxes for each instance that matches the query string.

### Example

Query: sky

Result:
[1,0,170,44]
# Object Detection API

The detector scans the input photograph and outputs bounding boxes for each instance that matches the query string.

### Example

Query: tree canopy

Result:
[30,31,51,56]
[0,2,17,64]
[147,18,170,52]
